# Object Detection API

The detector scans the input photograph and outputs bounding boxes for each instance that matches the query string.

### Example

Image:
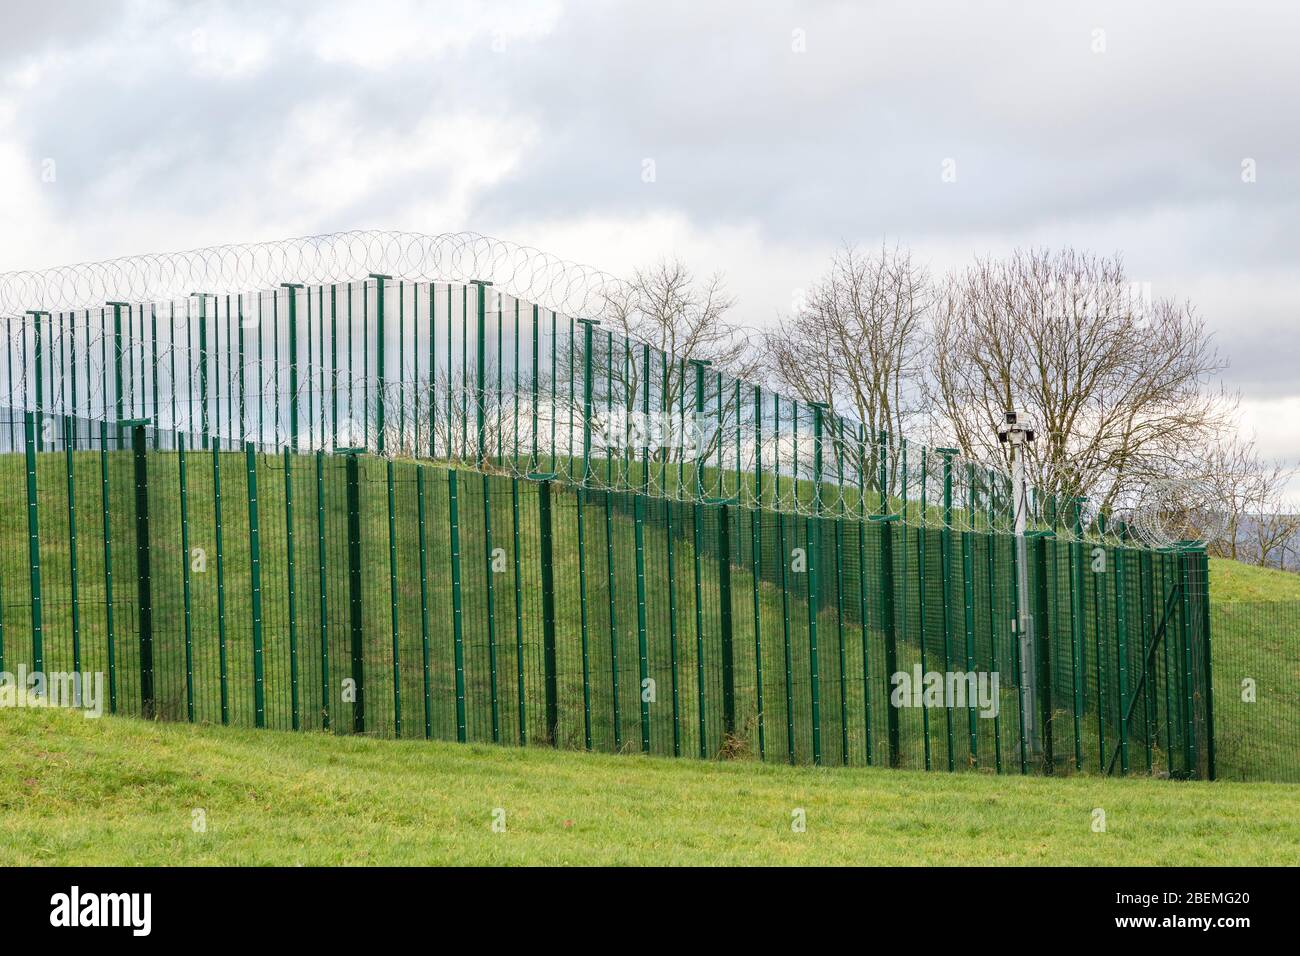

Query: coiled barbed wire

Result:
[0,230,628,320]
[0,234,1163,545]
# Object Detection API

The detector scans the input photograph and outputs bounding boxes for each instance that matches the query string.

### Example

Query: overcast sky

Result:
[2,0,1297,489]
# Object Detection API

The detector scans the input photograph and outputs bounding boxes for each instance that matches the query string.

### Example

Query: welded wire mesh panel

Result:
[0,388,1254,782]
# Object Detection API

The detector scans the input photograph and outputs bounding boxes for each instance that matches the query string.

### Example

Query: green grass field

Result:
[1,705,1297,865]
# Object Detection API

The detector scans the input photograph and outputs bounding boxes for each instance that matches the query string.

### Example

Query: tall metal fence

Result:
[3,276,1132,538]
[0,405,1217,777]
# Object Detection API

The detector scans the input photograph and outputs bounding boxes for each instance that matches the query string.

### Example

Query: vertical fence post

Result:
[1195,547,1215,780]
[24,411,44,679]
[1114,544,1129,774]
[282,284,304,452]
[126,419,154,718]
[916,446,929,769]
[179,433,195,720]
[1034,519,1055,774]
[936,447,957,770]
[416,466,432,739]
[62,415,82,677]
[689,359,711,757]
[448,468,467,741]
[481,471,499,742]
[578,484,595,750]
[1069,497,1086,771]
[718,499,736,741]
[635,493,651,753]
[246,442,265,729]
[878,430,901,767]
[26,312,49,451]
[510,477,527,745]
[962,462,978,766]
[1178,543,1197,775]
[98,419,117,713]
[537,478,560,745]
[665,500,681,757]
[196,295,210,448]
[343,447,365,734]
[369,275,391,455]
[806,402,826,765]
[317,450,331,732]
[285,447,300,730]
[470,280,493,469]
[386,458,402,738]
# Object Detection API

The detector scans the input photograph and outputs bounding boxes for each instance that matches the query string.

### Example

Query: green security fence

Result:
[0,406,1220,778]
[1,277,1146,541]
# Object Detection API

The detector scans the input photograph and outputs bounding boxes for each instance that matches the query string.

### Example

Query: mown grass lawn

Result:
[1,706,1296,866]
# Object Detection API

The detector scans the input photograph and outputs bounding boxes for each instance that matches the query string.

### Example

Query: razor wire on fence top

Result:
[0,243,1142,541]
[0,231,625,320]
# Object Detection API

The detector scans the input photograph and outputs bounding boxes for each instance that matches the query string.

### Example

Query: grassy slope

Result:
[1,706,1297,866]
[1205,558,1300,782]
[1209,556,1300,602]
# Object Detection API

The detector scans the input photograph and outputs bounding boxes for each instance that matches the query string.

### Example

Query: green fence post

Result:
[179,433,195,720]
[24,411,44,679]
[343,447,365,734]
[126,419,154,718]
[510,477,527,745]
[386,458,402,738]
[635,493,651,753]
[941,447,961,770]
[481,471,499,742]
[606,489,623,750]
[665,499,681,757]
[804,403,828,765]
[196,295,210,448]
[962,462,978,766]
[718,501,737,742]
[877,430,901,767]
[282,284,304,452]
[1069,497,1086,771]
[246,442,265,728]
[416,466,432,738]
[578,485,595,750]
[62,415,82,677]
[1033,519,1055,775]
[317,450,331,732]
[1114,544,1129,774]
[916,445,929,769]
[1178,544,1197,774]
[26,312,49,451]
[211,438,230,725]
[370,274,392,454]
[537,478,560,744]
[1197,547,1215,780]
[98,420,117,713]
[469,280,493,469]
[689,359,711,757]
[284,447,300,730]
[985,468,1002,773]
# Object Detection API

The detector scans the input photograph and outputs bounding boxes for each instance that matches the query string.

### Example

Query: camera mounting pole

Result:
[999,409,1041,757]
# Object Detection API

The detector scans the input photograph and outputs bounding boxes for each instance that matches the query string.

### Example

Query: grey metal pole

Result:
[1012,440,1040,756]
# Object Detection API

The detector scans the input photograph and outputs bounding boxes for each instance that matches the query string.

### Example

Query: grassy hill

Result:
[1,705,1296,866]
[1209,556,1300,602]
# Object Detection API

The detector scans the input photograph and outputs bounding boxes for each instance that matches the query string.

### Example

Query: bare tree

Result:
[929,247,1232,515]
[763,242,930,484]
[1200,435,1300,564]
[592,258,754,463]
